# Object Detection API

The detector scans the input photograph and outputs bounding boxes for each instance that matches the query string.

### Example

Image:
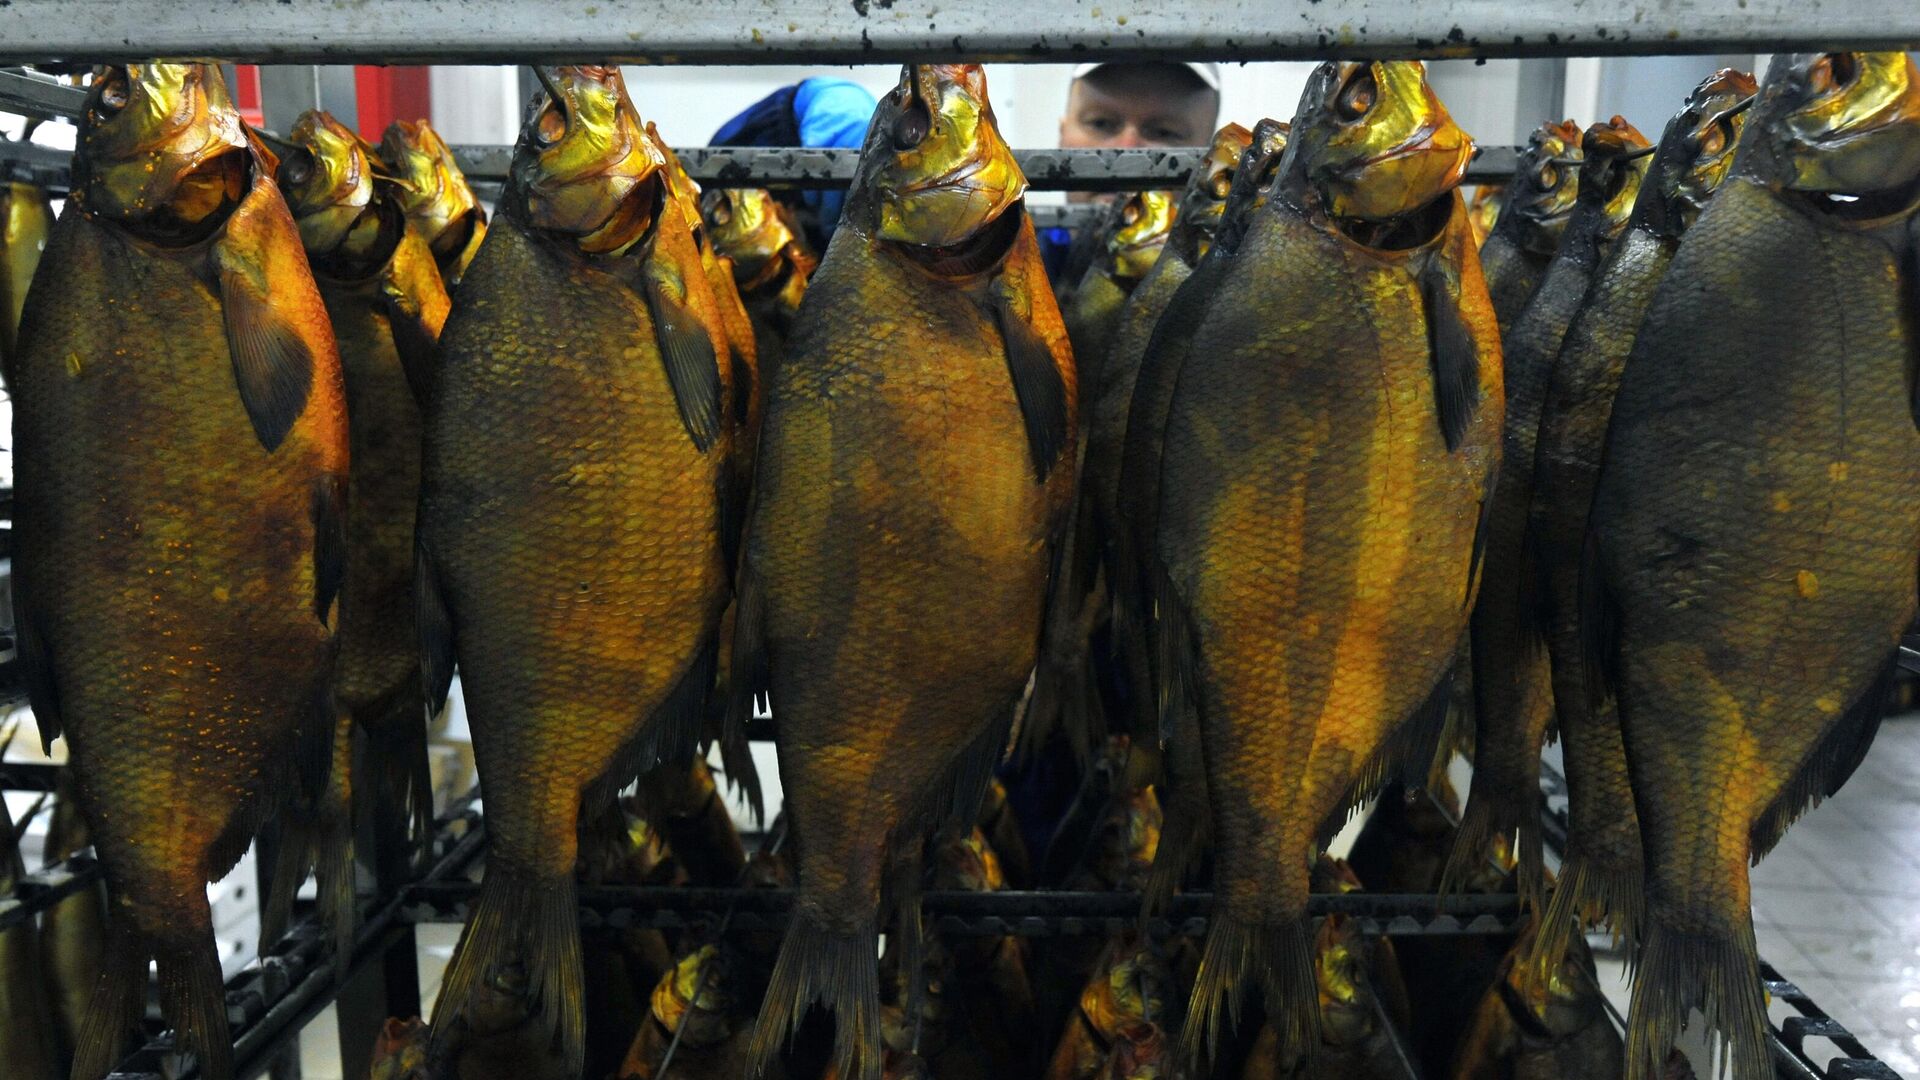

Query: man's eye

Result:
[1085,116,1121,135]
[1144,127,1182,144]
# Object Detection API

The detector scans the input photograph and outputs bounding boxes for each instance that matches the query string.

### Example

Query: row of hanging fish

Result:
[1021,49,1919,1080]
[8,47,1916,1080]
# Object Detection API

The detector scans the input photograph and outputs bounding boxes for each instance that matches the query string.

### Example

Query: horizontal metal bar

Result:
[0,68,83,122]
[401,881,1526,937]
[0,1,1912,64]
[0,140,1523,195]
[0,854,102,931]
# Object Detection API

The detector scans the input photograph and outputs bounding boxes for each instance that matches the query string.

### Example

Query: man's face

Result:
[1058,67,1220,149]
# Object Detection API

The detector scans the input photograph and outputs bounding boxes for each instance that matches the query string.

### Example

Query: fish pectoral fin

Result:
[1418,257,1482,453]
[1322,669,1456,850]
[991,278,1071,483]
[311,474,347,626]
[212,187,325,453]
[1577,528,1624,713]
[643,260,725,453]
[1750,652,1895,861]
[381,278,442,409]
[721,563,770,824]
[415,539,456,717]
[1464,494,1493,610]
[12,588,63,751]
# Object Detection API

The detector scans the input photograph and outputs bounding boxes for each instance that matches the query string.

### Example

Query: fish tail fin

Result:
[1750,653,1893,862]
[153,928,235,1080]
[1625,918,1770,1080]
[364,687,435,855]
[747,912,882,1080]
[69,918,146,1080]
[262,709,358,977]
[1530,850,1646,979]
[1178,913,1317,1074]
[1142,715,1208,921]
[428,867,584,1078]
[1437,785,1513,895]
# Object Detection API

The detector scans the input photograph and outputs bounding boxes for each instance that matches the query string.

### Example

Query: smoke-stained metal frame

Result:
[0,1,1914,64]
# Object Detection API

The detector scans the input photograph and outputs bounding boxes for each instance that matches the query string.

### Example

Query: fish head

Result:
[1502,119,1585,251]
[1207,116,1291,255]
[646,120,707,247]
[857,64,1026,249]
[378,118,485,255]
[72,62,252,243]
[511,64,667,254]
[1176,121,1253,254]
[1106,189,1176,280]
[702,187,796,279]
[931,826,1006,891]
[1285,60,1473,223]
[1102,1021,1168,1079]
[1741,52,1920,210]
[650,945,734,1048]
[1467,184,1504,244]
[1089,783,1163,889]
[1313,915,1381,1045]
[1643,68,1759,235]
[271,109,379,256]
[1502,924,1598,1039]
[1084,936,1170,1037]
[1576,116,1653,232]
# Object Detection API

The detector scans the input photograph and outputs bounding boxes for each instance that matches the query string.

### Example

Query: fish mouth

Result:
[129,143,251,247]
[575,171,664,255]
[888,197,1024,278]
[1332,187,1455,252]
[1787,161,1920,223]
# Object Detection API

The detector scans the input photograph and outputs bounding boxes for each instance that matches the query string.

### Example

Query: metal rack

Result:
[0,9,1913,1077]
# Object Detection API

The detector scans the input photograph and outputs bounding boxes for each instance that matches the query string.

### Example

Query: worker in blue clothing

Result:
[710,76,879,249]
[1039,62,1223,281]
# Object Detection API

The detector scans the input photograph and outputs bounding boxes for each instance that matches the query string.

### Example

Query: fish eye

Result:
[1695,118,1728,157]
[534,103,567,148]
[707,201,732,227]
[279,148,314,188]
[1336,67,1378,121]
[93,67,131,119]
[1121,199,1142,226]
[1537,162,1560,190]
[1807,53,1857,95]
[891,98,932,152]
[1210,169,1234,199]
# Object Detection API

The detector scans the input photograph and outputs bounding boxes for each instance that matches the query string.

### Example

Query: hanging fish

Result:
[1525,70,1757,979]
[1151,60,1497,1069]
[0,179,54,381]
[1479,120,1583,327]
[418,65,734,1077]
[1448,918,1624,1080]
[12,62,348,1080]
[377,118,489,288]
[0,769,58,1080]
[1466,184,1503,247]
[1445,115,1652,909]
[1043,933,1174,1080]
[702,186,818,364]
[1588,51,1920,1080]
[262,106,454,965]
[40,772,110,1070]
[733,63,1076,1080]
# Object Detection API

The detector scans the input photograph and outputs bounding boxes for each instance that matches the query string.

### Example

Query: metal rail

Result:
[0,68,83,122]
[0,139,1525,192]
[0,0,1912,64]
[0,853,101,932]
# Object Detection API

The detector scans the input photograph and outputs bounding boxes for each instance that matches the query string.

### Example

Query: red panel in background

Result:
[354,66,433,141]
[231,65,264,129]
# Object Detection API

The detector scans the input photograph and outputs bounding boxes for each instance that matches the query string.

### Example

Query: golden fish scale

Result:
[1479,232,1552,330]
[1158,200,1501,919]
[322,230,445,710]
[1062,268,1130,392]
[749,217,1073,924]
[421,214,728,876]
[1529,227,1674,877]
[14,208,345,926]
[1594,177,1920,928]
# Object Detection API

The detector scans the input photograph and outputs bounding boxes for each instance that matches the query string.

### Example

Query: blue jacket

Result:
[711,77,878,243]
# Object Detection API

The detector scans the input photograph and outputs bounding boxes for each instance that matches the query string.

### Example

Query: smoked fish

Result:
[1448,919,1624,1080]
[13,62,347,1080]
[733,64,1075,1080]
[378,119,488,289]
[1152,61,1499,1068]
[0,180,54,379]
[1586,51,1920,1080]
[1446,115,1652,908]
[1479,120,1582,327]
[41,774,110,1069]
[419,65,733,1076]
[702,187,817,365]
[1525,70,1758,976]
[0,782,57,1080]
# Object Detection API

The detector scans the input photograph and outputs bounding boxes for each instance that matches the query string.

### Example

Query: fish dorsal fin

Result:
[212,171,330,452]
[311,474,346,626]
[415,538,456,718]
[990,251,1071,483]
[1418,254,1482,452]
[1577,528,1623,711]
[641,253,725,453]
